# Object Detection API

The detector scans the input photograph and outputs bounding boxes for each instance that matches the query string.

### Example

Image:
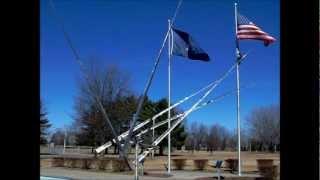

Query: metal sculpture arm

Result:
[137,62,237,163]
[47,0,122,150]
[95,78,216,153]
[135,87,243,138]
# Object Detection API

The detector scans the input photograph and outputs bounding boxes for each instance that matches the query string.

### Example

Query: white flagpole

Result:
[152,118,155,159]
[234,2,242,176]
[63,126,67,154]
[135,142,139,180]
[167,19,172,174]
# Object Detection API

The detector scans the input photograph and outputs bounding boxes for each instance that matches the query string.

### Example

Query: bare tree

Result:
[220,126,231,150]
[50,128,65,145]
[246,104,280,152]
[206,124,222,152]
[206,124,232,152]
[72,59,134,148]
[185,121,199,153]
[186,122,235,152]
[196,124,208,151]
[64,124,78,146]
[228,129,237,151]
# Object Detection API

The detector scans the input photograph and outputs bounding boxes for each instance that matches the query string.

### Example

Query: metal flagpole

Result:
[63,128,66,154]
[234,2,242,176]
[152,118,155,159]
[135,141,139,180]
[167,19,172,174]
[123,0,183,158]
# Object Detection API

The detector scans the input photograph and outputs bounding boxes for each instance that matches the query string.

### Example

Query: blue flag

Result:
[171,27,210,61]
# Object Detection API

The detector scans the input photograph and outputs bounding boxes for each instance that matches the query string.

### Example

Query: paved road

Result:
[41,167,260,180]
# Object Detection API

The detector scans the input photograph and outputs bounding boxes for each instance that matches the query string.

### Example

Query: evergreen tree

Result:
[40,100,51,144]
[75,95,139,148]
[141,98,187,155]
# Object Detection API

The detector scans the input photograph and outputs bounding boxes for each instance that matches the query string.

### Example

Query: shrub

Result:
[193,159,208,170]
[172,159,187,170]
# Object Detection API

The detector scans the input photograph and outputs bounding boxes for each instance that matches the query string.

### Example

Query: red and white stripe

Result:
[237,23,276,46]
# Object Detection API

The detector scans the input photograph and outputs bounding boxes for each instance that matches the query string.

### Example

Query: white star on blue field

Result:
[41,0,279,131]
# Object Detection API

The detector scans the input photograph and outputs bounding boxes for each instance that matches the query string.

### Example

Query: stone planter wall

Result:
[41,157,130,172]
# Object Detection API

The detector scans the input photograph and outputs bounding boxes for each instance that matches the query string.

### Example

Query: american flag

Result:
[237,13,276,46]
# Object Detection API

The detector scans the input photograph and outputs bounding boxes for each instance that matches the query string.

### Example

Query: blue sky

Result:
[40,0,279,131]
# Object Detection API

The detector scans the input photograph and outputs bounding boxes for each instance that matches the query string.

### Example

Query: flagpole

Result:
[234,2,242,176]
[167,19,172,175]
[63,127,66,154]
[123,0,183,161]
[152,118,155,159]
